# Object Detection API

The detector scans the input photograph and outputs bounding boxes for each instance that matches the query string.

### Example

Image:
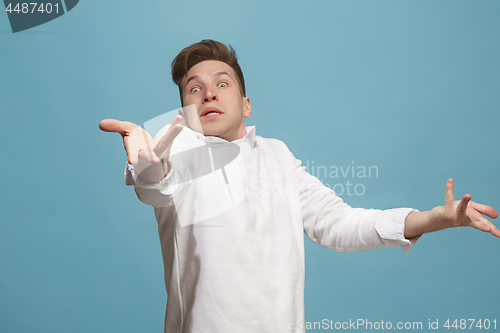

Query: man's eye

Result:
[190,87,201,93]
[218,82,228,88]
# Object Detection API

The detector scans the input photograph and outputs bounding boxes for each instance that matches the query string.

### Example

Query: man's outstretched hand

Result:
[99,115,185,184]
[405,179,499,239]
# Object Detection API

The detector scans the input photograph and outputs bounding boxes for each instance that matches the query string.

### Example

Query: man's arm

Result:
[404,178,499,239]
[291,151,418,253]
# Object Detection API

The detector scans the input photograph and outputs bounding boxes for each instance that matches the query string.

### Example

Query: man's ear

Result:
[243,96,252,118]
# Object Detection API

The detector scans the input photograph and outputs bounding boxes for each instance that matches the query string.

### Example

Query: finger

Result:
[141,129,160,164]
[172,114,185,126]
[470,219,490,232]
[174,113,187,127]
[123,136,140,165]
[124,126,155,165]
[445,178,455,209]
[123,126,158,163]
[491,226,500,238]
[473,208,500,236]
[469,216,499,234]
[468,211,500,238]
[457,193,471,217]
[154,122,184,158]
[470,201,499,219]
[99,119,137,136]
[128,151,139,165]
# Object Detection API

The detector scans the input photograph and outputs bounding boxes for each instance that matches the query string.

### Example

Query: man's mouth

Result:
[201,108,223,117]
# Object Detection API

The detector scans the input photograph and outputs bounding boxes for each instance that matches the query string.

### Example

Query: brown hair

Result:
[171,39,246,105]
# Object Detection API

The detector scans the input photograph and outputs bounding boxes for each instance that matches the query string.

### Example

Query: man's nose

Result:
[203,88,217,103]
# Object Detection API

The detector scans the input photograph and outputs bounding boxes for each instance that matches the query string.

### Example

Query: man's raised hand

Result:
[99,115,185,184]
[430,178,500,237]
[405,179,499,239]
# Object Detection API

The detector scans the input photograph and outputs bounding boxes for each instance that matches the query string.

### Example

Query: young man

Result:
[99,40,498,333]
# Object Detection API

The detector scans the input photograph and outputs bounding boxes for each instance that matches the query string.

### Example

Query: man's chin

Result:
[204,132,224,139]
[200,125,223,138]
[203,130,232,142]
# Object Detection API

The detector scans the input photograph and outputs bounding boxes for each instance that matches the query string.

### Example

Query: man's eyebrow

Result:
[184,74,200,87]
[213,71,231,78]
[184,71,232,87]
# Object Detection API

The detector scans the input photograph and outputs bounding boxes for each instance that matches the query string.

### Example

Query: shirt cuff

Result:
[124,161,177,195]
[375,207,421,254]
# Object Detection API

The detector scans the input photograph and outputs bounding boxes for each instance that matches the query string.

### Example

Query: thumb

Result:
[99,119,138,136]
[154,122,184,159]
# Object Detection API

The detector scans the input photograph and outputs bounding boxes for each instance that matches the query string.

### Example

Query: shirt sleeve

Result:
[293,154,420,254]
[124,161,177,208]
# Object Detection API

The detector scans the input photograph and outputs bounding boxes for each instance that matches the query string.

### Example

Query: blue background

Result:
[1,0,499,332]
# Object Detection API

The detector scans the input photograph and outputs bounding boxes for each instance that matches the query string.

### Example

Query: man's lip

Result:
[200,107,223,116]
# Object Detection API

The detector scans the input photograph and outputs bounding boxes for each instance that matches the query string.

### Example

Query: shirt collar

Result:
[194,126,256,147]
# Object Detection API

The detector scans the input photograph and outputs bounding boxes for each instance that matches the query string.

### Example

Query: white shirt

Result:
[125,125,418,333]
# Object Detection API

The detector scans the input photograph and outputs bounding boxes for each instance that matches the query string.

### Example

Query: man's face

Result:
[181,60,251,142]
